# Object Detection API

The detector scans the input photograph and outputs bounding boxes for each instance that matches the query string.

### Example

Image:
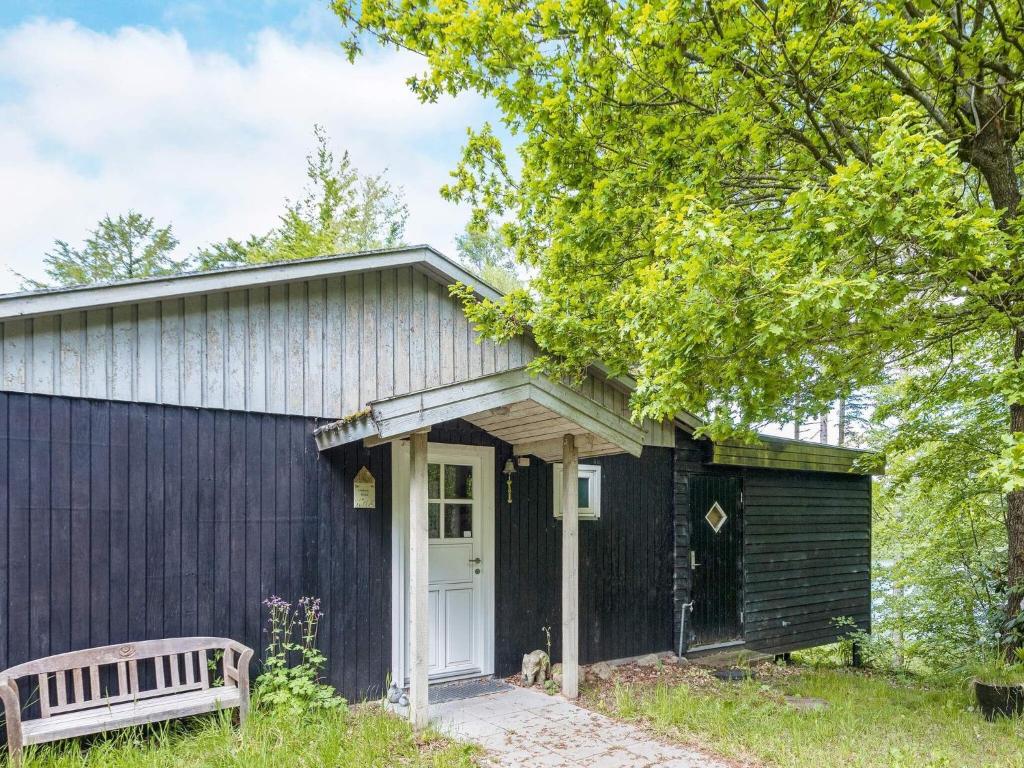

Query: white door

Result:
[393,443,494,684]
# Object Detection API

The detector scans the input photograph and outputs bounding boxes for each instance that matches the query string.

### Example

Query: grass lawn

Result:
[13,705,477,768]
[585,662,1024,768]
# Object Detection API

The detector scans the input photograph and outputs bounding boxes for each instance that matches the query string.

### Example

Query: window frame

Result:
[552,463,602,520]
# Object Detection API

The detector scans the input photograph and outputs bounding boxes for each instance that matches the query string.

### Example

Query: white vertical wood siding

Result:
[0,266,674,447]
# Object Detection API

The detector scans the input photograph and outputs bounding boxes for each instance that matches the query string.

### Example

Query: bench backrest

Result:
[0,638,242,719]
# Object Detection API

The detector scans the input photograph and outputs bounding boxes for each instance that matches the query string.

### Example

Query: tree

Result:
[26,212,183,288]
[872,335,1010,665]
[196,126,408,269]
[335,1,1024,646]
[455,220,522,293]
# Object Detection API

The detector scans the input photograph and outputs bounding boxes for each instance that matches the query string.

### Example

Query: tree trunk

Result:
[1008,331,1024,653]
[974,135,1024,653]
[838,398,846,447]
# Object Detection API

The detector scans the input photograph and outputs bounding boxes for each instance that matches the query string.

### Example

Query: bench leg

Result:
[8,740,22,768]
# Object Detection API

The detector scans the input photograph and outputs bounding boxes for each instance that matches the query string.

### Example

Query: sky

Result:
[0,1,494,293]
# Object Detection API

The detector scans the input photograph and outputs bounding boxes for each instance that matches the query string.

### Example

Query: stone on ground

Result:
[785,695,829,712]
[587,661,614,681]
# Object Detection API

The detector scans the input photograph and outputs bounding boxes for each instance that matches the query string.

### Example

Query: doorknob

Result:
[690,551,700,569]
[468,557,482,564]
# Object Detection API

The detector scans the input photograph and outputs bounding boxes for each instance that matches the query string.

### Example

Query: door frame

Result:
[391,441,496,686]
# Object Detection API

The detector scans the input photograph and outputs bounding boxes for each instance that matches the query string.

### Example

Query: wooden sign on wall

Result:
[354,466,376,509]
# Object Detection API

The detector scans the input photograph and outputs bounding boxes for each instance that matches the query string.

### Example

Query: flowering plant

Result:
[256,595,344,711]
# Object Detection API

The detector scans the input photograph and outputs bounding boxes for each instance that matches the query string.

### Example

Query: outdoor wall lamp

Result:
[502,458,517,503]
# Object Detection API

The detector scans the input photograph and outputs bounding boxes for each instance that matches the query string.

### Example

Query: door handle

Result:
[468,557,482,564]
[690,551,700,569]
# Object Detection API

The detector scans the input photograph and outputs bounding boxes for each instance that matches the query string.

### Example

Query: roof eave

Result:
[313,368,645,459]
[0,244,503,321]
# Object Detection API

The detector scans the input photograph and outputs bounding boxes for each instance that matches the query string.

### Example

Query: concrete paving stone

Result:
[589,747,663,767]
[444,717,508,740]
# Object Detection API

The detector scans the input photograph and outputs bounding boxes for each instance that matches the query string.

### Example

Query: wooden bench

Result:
[0,637,254,766]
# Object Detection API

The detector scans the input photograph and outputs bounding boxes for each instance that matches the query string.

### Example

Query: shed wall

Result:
[742,470,872,652]
[673,431,871,654]
[492,441,676,675]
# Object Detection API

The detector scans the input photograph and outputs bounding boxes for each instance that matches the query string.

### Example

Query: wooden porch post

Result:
[561,433,579,699]
[408,430,429,729]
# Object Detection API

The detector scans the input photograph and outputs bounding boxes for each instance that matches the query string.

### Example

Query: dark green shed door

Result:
[689,475,743,647]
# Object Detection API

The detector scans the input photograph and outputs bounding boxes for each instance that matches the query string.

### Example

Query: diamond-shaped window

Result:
[705,501,728,533]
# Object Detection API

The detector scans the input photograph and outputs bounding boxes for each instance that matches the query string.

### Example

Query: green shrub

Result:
[256,595,344,712]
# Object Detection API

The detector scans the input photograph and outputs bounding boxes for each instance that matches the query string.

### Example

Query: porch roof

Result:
[312,368,645,461]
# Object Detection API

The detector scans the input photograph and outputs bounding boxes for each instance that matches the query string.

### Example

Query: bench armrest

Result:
[222,641,254,692]
[0,675,23,750]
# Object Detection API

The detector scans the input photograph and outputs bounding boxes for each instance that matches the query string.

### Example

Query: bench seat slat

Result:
[47,681,208,716]
[21,687,242,745]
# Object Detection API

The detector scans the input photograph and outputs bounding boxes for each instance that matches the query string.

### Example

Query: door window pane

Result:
[444,464,474,500]
[428,463,441,500]
[444,503,473,539]
[428,502,441,539]
[705,501,728,533]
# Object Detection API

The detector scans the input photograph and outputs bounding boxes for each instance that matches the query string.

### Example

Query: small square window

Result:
[553,464,601,520]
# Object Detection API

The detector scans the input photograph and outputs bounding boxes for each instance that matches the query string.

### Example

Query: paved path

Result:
[429,686,729,768]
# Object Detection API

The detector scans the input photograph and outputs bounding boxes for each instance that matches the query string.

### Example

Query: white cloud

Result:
[0,19,486,292]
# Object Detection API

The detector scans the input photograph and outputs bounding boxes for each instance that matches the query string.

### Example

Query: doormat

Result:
[429,677,512,704]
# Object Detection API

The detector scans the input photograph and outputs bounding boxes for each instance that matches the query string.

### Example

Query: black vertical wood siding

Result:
[494,446,676,676]
[0,392,391,703]
[674,430,871,654]
[1,393,678,704]
[1,391,872,697]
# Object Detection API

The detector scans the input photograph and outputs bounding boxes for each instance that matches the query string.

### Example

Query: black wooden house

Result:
[0,246,874,726]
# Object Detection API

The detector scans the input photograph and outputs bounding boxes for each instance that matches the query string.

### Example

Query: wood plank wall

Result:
[742,471,872,652]
[0,268,674,447]
[0,392,676,707]
[494,444,676,674]
[674,431,871,654]
[0,391,392,702]
[0,269,526,417]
